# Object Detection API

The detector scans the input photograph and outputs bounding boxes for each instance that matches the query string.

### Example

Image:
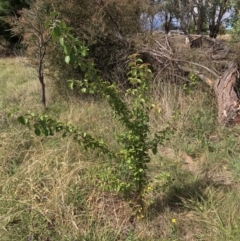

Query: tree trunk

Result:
[209,24,219,38]
[214,61,240,125]
[164,14,172,34]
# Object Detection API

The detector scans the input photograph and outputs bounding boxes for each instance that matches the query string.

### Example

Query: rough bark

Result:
[214,61,240,125]
[190,36,202,48]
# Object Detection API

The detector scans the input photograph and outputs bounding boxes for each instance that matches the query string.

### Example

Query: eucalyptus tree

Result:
[191,0,207,34]
[160,0,179,33]
[177,0,231,37]
[144,0,181,33]
[143,0,162,32]
[175,0,194,33]
[206,0,231,38]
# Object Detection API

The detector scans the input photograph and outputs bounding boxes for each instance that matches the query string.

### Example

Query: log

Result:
[142,37,240,126]
[214,61,240,125]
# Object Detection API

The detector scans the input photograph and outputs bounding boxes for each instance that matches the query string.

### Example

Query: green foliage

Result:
[0,1,10,15]
[17,112,112,155]
[17,18,169,204]
[231,17,240,42]
[182,73,199,94]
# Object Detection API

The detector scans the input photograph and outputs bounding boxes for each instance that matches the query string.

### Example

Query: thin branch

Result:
[180,66,214,87]
[173,59,219,78]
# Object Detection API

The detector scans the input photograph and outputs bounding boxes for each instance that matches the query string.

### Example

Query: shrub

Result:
[17,18,169,209]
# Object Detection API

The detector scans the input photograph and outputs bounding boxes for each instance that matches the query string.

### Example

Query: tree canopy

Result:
[0,0,29,49]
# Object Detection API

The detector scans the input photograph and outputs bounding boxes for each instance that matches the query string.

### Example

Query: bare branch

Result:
[180,66,214,87]
[173,59,219,78]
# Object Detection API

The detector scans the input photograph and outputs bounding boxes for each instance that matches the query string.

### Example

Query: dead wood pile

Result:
[141,34,240,126]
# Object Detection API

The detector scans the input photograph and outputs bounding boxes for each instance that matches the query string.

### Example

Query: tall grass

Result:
[1,58,240,240]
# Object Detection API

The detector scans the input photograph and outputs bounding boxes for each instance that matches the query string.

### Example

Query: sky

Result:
[145,10,233,31]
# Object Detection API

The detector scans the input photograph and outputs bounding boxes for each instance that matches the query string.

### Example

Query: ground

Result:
[1,57,240,240]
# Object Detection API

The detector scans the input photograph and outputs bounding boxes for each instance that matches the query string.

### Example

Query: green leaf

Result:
[81,48,88,57]
[152,145,158,155]
[132,69,137,77]
[81,87,87,93]
[28,112,35,117]
[65,55,70,64]
[73,46,78,54]
[56,124,63,132]
[68,80,74,90]
[59,37,64,47]
[34,128,41,136]
[50,11,58,18]
[70,53,77,64]
[63,45,71,55]
[51,33,57,43]
[45,20,50,28]
[53,26,60,37]
[42,127,50,136]
[61,21,67,29]
[17,116,27,125]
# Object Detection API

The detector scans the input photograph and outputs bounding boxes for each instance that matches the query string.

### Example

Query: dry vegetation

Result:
[1,54,240,241]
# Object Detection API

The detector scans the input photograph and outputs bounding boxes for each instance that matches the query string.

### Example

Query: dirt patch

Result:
[87,191,135,238]
[160,148,234,186]
[217,34,231,41]
[180,151,202,175]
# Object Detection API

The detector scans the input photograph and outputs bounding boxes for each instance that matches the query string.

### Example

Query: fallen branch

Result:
[141,38,240,125]
[173,59,219,78]
[180,66,214,87]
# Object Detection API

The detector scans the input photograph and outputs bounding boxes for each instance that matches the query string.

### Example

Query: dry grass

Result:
[1,57,240,240]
